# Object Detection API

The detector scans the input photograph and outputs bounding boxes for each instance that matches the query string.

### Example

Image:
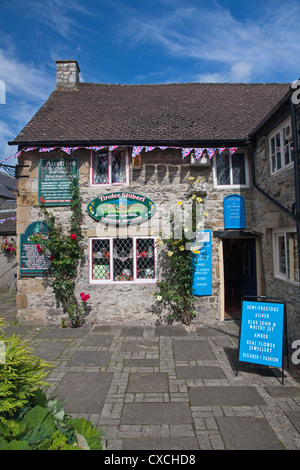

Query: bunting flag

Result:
[132,146,144,158]
[39,147,57,152]
[61,147,80,154]
[0,216,16,224]
[0,144,238,164]
[182,148,193,158]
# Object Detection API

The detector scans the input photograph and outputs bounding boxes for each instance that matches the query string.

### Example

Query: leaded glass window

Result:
[90,237,156,283]
[91,149,129,185]
[214,151,249,187]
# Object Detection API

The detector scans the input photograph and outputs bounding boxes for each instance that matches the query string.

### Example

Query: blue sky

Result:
[1,0,300,164]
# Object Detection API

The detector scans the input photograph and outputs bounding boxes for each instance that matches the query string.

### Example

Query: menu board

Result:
[224,194,245,229]
[192,230,212,296]
[38,158,78,206]
[238,299,285,368]
[20,221,52,276]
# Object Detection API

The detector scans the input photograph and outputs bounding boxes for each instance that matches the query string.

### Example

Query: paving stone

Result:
[121,340,158,352]
[33,342,67,361]
[81,335,113,347]
[67,350,112,367]
[176,365,226,380]
[127,372,168,393]
[196,326,228,337]
[120,326,144,337]
[155,325,190,337]
[123,437,199,450]
[124,359,159,368]
[36,328,88,338]
[265,386,300,398]
[285,411,300,433]
[189,386,266,406]
[121,403,193,425]
[52,371,113,413]
[216,417,283,450]
[173,339,215,362]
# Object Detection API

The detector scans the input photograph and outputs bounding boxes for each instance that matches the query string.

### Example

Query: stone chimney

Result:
[56,60,80,90]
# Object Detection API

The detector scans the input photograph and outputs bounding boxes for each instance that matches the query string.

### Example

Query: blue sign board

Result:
[192,230,212,296]
[224,194,245,229]
[238,300,285,368]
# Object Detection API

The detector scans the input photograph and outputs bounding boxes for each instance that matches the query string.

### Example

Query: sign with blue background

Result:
[192,230,212,296]
[224,194,245,229]
[238,300,285,368]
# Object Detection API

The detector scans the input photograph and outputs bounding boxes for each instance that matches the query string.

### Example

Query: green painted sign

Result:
[87,192,156,225]
[20,221,52,276]
[38,158,78,206]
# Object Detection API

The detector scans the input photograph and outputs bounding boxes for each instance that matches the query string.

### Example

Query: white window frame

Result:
[269,120,293,175]
[213,150,250,189]
[89,148,130,186]
[89,236,157,284]
[273,227,298,285]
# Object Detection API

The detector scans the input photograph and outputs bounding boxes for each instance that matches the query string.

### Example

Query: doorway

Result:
[223,238,257,319]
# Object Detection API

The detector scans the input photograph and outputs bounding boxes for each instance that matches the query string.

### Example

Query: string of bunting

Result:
[0,145,237,164]
[0,216,16,224]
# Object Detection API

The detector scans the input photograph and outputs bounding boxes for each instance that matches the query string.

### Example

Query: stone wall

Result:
[252,123,300,349]
[16,147,254,326]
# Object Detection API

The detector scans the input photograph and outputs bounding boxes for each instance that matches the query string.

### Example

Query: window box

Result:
[269,121,293,175]
[273,228,299,284]
[213,150,249,188]
[89,237,157,284]
[90,148,129,186]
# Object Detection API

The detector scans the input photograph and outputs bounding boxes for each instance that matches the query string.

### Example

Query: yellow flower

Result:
[188,176,195,181]
[179,245,185,251]
[167,251,173,257]
[196,197,202,203]
[177,201,183,205]
[204,212,208,217]
[158,240,162,245]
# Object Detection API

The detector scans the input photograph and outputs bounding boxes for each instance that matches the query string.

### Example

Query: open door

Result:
[223,238,257,319]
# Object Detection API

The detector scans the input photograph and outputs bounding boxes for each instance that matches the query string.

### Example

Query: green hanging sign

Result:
[87,192,156,225]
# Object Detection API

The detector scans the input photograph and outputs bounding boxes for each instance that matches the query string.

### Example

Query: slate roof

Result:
[10,82,291,146]
[0,210,16,235]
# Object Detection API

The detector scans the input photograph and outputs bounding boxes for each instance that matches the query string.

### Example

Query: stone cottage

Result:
[8,60,299,349]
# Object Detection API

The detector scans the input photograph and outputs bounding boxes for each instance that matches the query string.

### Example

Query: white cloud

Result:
[122,1,300,83]
[0,49,53,100]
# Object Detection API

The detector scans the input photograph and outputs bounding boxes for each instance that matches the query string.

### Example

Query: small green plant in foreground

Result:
[0,319,103,450]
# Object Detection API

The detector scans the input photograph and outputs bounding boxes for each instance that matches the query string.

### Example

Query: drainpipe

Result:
[290,98,300,284]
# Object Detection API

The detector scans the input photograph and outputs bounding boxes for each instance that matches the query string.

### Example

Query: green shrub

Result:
[0,319,52,423]
[0,390,103,450]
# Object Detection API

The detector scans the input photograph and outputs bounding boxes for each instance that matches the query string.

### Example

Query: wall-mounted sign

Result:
[38,158,78,206]
[192,230,212,296]
[87,192,156,225]
[20,221,52,276]
[224,194,245,229]
[237,297,287,384]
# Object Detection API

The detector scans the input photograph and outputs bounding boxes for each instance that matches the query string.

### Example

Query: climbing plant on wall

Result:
[152,177,208,326]
[31,178,89,327]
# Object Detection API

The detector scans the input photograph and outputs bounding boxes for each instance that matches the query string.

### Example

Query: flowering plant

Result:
[152,177,208,325]
[1,239,16,256]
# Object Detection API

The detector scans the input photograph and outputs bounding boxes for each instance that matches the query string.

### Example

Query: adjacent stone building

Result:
[8,61,299,352]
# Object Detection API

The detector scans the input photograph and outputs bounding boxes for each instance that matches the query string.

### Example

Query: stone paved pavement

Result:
[1,290,300,450]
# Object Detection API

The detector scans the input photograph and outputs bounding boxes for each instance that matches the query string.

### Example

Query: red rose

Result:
[70,234,77,240]
[36,244,42,252]
[80,292,90,302]
[49,255,55,261]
